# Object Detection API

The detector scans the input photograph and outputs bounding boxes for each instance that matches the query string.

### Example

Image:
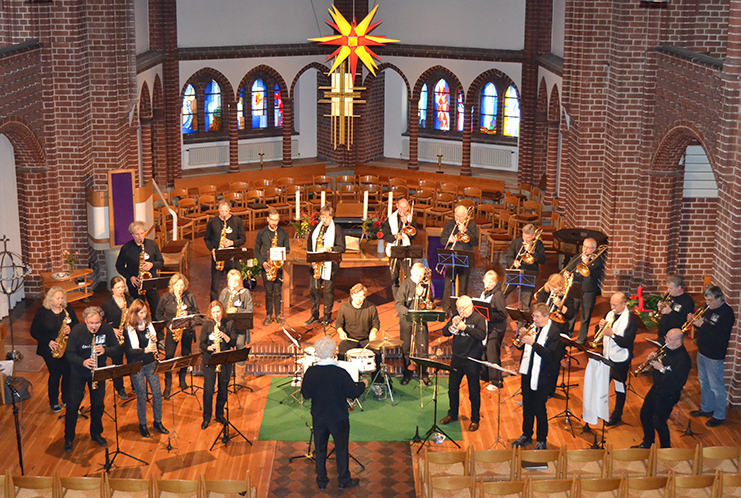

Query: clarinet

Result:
[90,335,99,390]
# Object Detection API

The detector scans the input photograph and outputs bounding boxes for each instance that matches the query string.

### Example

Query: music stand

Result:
[306,251,343,334]
[550,334,586,437]
[140,276,170,295]
[155,353,200,455]
[389,244,423,276]
[506,307,533,325]
[410,356,460,452]
[226,312,254,400]
[502,269,537,309]
[208,348,252,449]
[93,361,145,472]
[470,358,519,449]
[581,349,619,449]
[437,249,474,298]
[170,313,205,399]
[214,247,255,266]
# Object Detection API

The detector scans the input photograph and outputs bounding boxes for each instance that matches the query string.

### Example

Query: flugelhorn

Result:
[574,244,608,277]
[633,344,667,376]
[590,310,615,348]
[513,322,538,348]
[649,292,673,324]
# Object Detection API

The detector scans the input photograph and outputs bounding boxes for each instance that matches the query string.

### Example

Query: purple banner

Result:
[110,171,135,247]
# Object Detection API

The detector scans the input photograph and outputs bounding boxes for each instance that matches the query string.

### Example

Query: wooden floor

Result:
[2,228,739,496]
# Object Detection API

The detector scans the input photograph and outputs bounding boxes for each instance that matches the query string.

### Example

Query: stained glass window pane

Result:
[182,84,197,134]
[252,78,267,129]
[204,80,222,132]
[434,79,450,131]
[479,83,497,134]
[237,88,245,130]
[456,90,464,132]
[418,84,428,129]
[274,83,283,128]
[504,85,520,137]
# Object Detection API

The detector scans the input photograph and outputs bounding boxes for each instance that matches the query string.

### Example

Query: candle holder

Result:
[436,152,443,174]
[258,150,265,170]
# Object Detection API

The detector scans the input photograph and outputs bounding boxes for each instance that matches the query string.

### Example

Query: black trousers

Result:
[448,356,482,423]
[521,374,551,442]
[164,328,194,382]
[611,361,630,419]
[108,346,128,393]
[202,363,231,422]
[443,265,471,314]
[313,417,352,488]
[40,352,70,407]
[400,321,428,378]
[127,281,160,319]
[484,329,504,385]
[309,276,335,321]
[65,373,105,442]
[210,260,240,302]
[389,258,413,300]
[262,271,283,317]
[640,387,680,448]
[568,291,597,343]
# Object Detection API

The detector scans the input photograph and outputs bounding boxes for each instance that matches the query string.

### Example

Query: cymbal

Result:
[368,338,403,350]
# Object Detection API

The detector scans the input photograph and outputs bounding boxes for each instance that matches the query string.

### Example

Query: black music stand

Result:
[140,276,170,295]
[225,312,254,400]
[410,356,460,452]
[93,361,145,472]
[469,358,520,449]
[437,249,474,299]
[580,349,619,449]
[506,307,533,325]
[156,353,200,454]
[170,313,206,399]
[306,251,343,334]
[551,334,586,437]
[389,244,423,275]
[502,269,537,309]
[406,310,446,386]
[214,247,255,266]
[208,347,252,449]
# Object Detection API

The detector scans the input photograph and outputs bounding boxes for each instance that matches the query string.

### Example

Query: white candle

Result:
[388,192,393,218]
[438,147,442,156]
[320,190,326,208]
[295,191,300,220]
[363,190,369,220]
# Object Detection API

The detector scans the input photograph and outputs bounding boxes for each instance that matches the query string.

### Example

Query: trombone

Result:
[501,228,543,294]
[435,205,474,274]
[565,244,608,277]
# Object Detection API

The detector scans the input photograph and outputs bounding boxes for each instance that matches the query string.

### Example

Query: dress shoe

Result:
[117,390,129,400]
[631,443,651,449]
[535,440,548,450]
[400,376,412,386]
[51,404,62,413]
[303,316,319,326]
[468,422,479,432]
[263,315,273,326]
[420,376,431,386]
[275,315,285,325]
[338,478,359,490]
[153,421,169,434]
[64,440,73,453]
[440,415,456,425]
[690,409,713,417]
[201,420,210,430]
[605,416,622,427]
[163,385,171,400]
[91,434,107,447]
[512,435,532,447]
[139,424,151,438]
[706,417,724,427]
[317,483,327,491]
[215,415,227,425]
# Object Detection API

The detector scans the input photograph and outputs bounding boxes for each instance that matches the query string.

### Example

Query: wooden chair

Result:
[456,198,476,211]
[58,476,105,498]
[200,477,253,498]
[169,188,189,204]
[562,448,608,479]
[312,175,334,190]
[12,475,55,498]
[653,445,700,477]
[699,445,741,475]
[486,212,515,262]
[262,186,282,204]
[153,478,200,498]
[529,476,577,498]
[423,193,455,228]
[624,475,670,498]
[336,184,359,202]
[417,179,438,194]
[391,184,409,198]
[245,189,272,228]
[253,178,272,190]
[224,192,253,231]
[105,476,154,498]
[161,239,190,275]
[462,186,482,204]
[263,187,291,219]
[501,195,521,214]
[359,183,383,208]
[199,184,217,196]
[1,471,10,498]
[388,177,407,191]
[471,447,518,482]
[671,471,718,498]
[531,187,542,203]
[440,182,458,200]
[521,200,542,225]
[307,185,332,210]
[229,181,249,195]
[175,198,197,240]
[517,183,532,199]
[275,176,294,193]
[608,444,654,478]
[579,476,624,497]
[335,175,356,189]
[479,478,527,498]
[189,194,216,235]
[717,471,741,497]
[517,447,564,481]
[427,476,475,498]
[421,447,470,482]
[413,189,436,213]
[358,174,379,187]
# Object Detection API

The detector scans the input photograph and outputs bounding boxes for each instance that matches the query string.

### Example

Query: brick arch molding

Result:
[237,65,289,101]
[413,65,464,102]
[290,62,330,100]
[362,63,411,101]
[537,78,548,114]
[652,122,715,176]
[139,82,152,118]
[180,67,235,107]
[466,68,517,108]
[549,85,560,123]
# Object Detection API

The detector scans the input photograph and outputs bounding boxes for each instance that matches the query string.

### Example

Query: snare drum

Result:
[345,348,376,373]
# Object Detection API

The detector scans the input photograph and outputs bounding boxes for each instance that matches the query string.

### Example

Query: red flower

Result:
[376,231,383,239]
[374,221,382,228]
[311,220,319,226]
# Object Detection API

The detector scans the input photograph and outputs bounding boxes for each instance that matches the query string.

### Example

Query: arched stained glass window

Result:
[434,79,450,131]
[252,78,267,129]
[456,89,464,132]
[418,84,428,129]
[503,85,520,137]
[204,80,222,132]
[182,84,197,134]
[274,83,283,128]
[237,89,245,130]
[480,83,497,134]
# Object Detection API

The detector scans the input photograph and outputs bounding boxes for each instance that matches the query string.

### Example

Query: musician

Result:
[218,269,253,372]
[155,273,200,398]
[598,292,637,426]
[689,286,735,427]
[381,197,419,299]
[205,200,247,301]
[564,238,605,344]
[656,275,695,345]
[100,276,134,400]
[633,328,691,449]
[336,283,380,367]
[303,205,346,326]
[512,303,566,449]
[440,295,487,432]
[63,307,117,453]
[504,224,546,313]
[301,336,367,491]
[31,287,79,413]
[122,299,168,438]
[395,262,431,385]
[534,273,577,322]
[199,301,236,430]
[478,271,508,391]
[440,205,479,314]
[115,220,164,313]
[255,208,290,325]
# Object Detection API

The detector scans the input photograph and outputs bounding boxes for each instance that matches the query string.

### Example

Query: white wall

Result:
[0,135,25,319]
[384,70,407,160]
[551,0,566,58]
[296,70,318,160]
[135,0,149,55]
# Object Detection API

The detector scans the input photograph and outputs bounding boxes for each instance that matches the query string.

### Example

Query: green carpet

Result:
[259,376,463,442]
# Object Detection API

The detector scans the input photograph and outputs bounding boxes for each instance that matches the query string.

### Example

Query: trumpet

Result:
[633,344,668,376]
[513,322,538,348]
[590,310,615,348]
[574,244,608,277]
[649,292,673,324]
[681,305,709,335]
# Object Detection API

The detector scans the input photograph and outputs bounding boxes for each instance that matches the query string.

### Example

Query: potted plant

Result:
[240,258,262,290]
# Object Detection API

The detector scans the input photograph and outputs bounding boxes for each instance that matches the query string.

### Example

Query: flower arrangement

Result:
[63,250,79,272]
[361,208,387,239]
[627,294,664,329]
[240,258,263,281]
[290,208,319,239]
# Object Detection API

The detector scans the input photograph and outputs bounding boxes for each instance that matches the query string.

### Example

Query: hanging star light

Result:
[309,5,399,149]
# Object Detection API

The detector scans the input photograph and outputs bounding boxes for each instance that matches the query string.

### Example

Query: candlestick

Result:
[363,190,369,220]
[320,190,326,208]
[388,192,393,218]
[295,191,300,220]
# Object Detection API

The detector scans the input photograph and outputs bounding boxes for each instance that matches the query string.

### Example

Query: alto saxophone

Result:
[215,221,228,271]
[590,310,615,348]
[90,335,99,390]
[226,291,236,314]
[266,229,283,281]
[118,300,127,346]
[172,293,186,342]
[213,322,222,373]
[51,308,71,358]
[138,244,152,295]
[312,224,327,280]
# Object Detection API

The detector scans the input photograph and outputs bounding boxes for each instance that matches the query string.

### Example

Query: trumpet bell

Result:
[576,263,590,277]
[521,253,535,265]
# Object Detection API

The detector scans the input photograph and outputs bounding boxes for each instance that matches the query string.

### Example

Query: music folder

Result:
[389,245,423,260]
[471,298,493,321]
[140,277,170,293]
[215,247,255,262]
[170,313,206,330]
[506,307,532,324]
[306,251,342,264]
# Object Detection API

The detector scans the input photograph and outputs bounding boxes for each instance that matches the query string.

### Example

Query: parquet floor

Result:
[2,229,739,497]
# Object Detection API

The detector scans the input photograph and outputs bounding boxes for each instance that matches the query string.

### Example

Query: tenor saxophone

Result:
[138,244,152,295]
[213,322,222,373]
[51,308,71,358]
[215,221,228,271]
[117,300,127,346]
[172,293,186,342]
[311,224,327,280]
[266,229,283,281]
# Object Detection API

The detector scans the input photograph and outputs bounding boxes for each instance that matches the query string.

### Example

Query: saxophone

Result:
[226,291,236,314]
[138,244,152,295]
[266,229,283,281]
[51,308,72,358]
[215,220,228,271]
[312,224,327,280]
[172,293,186,342]
[90,335,99,390]
[213,322,222,373]
[117,300,127,346]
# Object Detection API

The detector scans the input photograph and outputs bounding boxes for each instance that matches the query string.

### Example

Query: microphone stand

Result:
[6,378,24,474]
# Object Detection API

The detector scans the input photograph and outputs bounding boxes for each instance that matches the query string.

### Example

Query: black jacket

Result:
[30,305,79,357]
[307,222,346,277]
[443,309,487,360]
[301,363,365,422]
[115,239,164,294]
